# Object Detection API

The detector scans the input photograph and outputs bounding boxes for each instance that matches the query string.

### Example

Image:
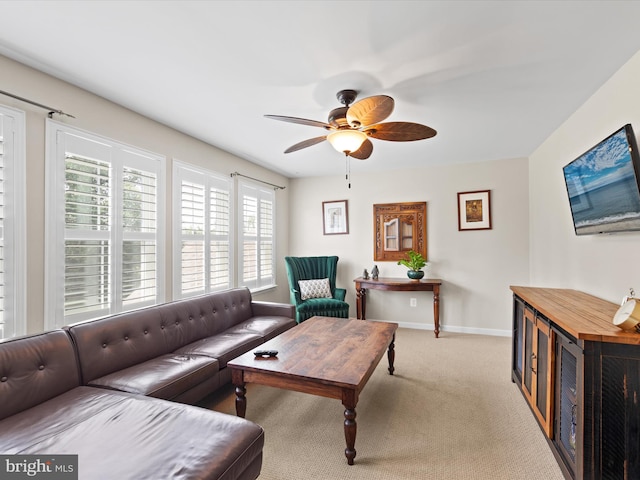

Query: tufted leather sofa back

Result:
[0,330,81,421]
[66,287,255,384]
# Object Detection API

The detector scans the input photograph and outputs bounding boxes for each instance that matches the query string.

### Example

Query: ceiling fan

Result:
[265,89,437,160]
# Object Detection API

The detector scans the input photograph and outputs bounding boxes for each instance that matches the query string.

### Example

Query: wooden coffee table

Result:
[228,316,398,465]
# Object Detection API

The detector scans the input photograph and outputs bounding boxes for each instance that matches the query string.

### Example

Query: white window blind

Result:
[122,164,158,307]
[0,106,26,340]
[180,179,205,295]
[173,161,231,298]
[46,121,165,328]
[238,180,275,290]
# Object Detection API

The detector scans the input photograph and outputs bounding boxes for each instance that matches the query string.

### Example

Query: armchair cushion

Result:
[296,298,348,315]
[298,278,332,300]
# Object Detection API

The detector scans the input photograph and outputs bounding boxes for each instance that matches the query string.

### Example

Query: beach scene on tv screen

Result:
[564,128,640,235]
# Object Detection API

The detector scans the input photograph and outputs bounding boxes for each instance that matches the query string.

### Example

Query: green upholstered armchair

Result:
[284,256,350,323]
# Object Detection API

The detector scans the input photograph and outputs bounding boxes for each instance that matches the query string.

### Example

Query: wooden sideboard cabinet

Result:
[511,286,640,480]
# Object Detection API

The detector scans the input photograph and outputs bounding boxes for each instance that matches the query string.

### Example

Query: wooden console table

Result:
[354,277,442,337]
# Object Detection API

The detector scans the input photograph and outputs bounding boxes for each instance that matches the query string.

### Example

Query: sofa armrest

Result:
[252,301,295,319]
[334,288,346,301]
[0,331,81,421]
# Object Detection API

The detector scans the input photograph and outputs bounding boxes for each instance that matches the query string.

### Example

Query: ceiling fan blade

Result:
[365,122,437,141]
[283,135,327,153]
[346,95,394,128]
[348,138,373,160]
[265,114,331,129]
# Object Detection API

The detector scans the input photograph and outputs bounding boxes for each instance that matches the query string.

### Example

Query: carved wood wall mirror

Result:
[373,202,427,262]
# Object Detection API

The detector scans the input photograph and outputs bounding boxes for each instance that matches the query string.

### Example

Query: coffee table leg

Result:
[387,334,395,375]
[343,408,357,465]
[342,389,358,465]
[231,369,247,418]
[235,385,247,418]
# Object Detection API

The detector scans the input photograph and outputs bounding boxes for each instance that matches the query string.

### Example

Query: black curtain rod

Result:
[231,172,285,190]
[0,89,75,118]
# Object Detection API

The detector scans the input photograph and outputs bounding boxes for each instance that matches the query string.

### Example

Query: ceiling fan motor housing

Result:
[328,106,349,128]
[336,89,358,106]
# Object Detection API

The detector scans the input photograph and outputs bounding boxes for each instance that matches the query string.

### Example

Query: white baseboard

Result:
[369,319,512,337]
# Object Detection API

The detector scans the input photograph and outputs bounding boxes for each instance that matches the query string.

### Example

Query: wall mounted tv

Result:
[563,124,640,235]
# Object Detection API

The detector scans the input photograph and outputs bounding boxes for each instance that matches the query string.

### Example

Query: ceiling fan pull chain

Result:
[345,154,351,189]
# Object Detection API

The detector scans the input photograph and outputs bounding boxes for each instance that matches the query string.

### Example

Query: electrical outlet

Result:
[410,298,417,307]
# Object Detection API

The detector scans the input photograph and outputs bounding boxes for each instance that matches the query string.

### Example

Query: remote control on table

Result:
[253,350,278,358]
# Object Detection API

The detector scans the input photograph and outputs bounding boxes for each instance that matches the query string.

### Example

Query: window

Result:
[0,105,26,339]
[238,180,275,291]
[45,121,165,329]
[173,161,232,298]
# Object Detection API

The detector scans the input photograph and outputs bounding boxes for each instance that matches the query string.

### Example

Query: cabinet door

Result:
[523,307,535,400]
[601,346,640,479]
[512,297,525,384]
[533,316,554,436]
[554,332,580,479]
[523,309,554,437]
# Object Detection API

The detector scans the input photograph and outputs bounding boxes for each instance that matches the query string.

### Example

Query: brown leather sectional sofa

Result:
[0,287,296,479]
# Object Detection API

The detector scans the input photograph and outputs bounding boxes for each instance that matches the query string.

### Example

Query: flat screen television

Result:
[563,124,640,235]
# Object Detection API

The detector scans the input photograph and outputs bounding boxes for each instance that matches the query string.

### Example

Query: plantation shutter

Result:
[239,181,275,290]
[63,145,112,318]
[259,195,274,284]
[121,154,158,307]
[180,180,206,295]
[46,121,165,328]
[241,190,258,286]
[210,183,231,289]
[0,114,6,338]
[174,162,231,298]
[0,107,25,340]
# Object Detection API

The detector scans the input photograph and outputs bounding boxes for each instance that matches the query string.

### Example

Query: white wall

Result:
[529,50,640,304]
[14,40,637,337]
[0,54,291,334]
[289,157,530,335]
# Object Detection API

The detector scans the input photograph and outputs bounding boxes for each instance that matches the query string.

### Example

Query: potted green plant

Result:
[397,250,427,280]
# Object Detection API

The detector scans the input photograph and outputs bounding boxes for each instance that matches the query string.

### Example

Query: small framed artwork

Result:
[322,200,349,235]
[457,190,492,231]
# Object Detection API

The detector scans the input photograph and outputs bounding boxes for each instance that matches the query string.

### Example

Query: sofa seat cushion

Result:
[0,386,264,480]
[230,316,297,341]
[176,332,263,367]
[88,354,219,400]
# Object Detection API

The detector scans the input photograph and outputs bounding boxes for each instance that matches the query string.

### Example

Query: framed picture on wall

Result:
[322,200,349,235]
[457,190,492,231]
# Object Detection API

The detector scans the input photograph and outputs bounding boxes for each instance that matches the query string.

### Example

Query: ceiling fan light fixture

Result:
[327,129,367,154]
[266,90,435,161]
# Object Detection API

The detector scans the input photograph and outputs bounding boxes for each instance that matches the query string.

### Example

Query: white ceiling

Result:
[2,1,640,178]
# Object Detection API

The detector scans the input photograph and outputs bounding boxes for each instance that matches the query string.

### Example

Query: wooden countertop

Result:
[510,286,640,345]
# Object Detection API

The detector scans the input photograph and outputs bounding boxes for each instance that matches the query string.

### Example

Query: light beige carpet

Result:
[201,328,565,479]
